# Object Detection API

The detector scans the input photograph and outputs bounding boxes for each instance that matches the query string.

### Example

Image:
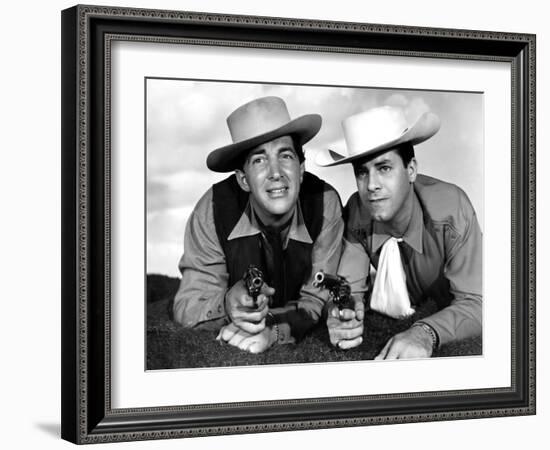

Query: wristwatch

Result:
[412,321,439,351]
[266,312,281,344]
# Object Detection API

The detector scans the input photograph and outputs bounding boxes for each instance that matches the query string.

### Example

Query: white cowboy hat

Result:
[315,105,440,167]
[207,96,322,172]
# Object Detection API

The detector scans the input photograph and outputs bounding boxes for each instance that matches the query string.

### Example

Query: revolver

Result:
[243,265,264,308]
[313,271,353,311]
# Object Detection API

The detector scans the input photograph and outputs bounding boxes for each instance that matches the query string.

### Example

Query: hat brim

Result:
[315,112,440,167]
[207,114,322,172]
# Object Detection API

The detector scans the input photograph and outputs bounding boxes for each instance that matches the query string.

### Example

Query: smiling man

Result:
[316,106,482,359]
[173,96,344,354]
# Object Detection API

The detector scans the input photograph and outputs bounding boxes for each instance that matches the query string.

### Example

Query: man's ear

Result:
[299,161,305,184]
[407,158,418,183]
[235,169,251,192]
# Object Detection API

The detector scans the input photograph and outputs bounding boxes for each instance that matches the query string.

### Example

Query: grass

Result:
[146,274,482,370]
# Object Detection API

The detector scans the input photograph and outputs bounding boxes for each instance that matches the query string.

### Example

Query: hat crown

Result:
[314,105,439,168]
[207,96,321,172]
[227,96,292,144]
[343,106,409,156]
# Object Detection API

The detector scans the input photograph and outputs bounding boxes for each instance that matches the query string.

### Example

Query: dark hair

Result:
[238,134,305,170]
[352,143,415,172]
[396,143,415,167]
[291,135,306,163]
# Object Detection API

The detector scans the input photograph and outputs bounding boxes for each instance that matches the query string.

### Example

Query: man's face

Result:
[353,149,417,229]
[236,135,304,227]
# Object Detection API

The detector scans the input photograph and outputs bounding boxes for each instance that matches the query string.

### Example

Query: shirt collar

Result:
[227,199,313,246]
[371,192,424,254]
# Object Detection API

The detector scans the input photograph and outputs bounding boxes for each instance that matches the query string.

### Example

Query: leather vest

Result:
[212,172,325,305]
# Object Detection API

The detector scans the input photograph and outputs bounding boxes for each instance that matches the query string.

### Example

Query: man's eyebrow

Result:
[373,158,393,167]
[247,145,296,159]
[278,146,296,154]
[248,148,267,157]
[354,158,393,171]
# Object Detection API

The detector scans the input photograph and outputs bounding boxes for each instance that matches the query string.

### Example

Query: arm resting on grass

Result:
[173,189,229,330]
[415,190,483,346]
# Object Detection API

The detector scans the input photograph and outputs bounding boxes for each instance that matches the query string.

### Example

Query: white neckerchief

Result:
[370,237,415,319]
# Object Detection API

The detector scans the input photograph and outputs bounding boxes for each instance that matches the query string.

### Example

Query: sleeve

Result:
[336,197,371,300]
[270,186,344,343]
[419,189,483,346]
[172,189,230,330]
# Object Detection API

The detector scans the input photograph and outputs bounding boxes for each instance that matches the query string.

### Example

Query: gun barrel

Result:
[313,271,325,286]
[314,271,344,287]
[243,265,264,305]
[249,275,263,289]
[313,271,353,310]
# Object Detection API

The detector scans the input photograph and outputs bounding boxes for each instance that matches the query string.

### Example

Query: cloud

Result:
[406,97,431,122]
[383,92,431,122]
[385,93,408,107]
[147,82,229,176]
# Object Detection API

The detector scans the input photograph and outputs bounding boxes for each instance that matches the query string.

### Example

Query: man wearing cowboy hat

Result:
[173,96,344,354]
[316,106,482,358]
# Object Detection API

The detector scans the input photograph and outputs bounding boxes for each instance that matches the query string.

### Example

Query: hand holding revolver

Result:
[224,265,275,334]
[243,265,265,308]
[314,271,365,350]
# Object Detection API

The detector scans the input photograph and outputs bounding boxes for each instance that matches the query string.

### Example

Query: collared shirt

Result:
[338,174,482,346]
[228,197,313,247]
[173,183,344,344]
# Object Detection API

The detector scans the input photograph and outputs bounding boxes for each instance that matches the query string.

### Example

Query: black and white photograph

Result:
[146,79,484,370]
[57,2,537,445]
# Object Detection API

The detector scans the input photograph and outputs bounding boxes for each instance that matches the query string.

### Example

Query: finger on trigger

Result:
[338,308,356,321]
[261,284,276,296]
[355,299,365,321]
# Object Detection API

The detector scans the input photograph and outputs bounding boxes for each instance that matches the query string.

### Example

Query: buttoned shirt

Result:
[173,183,344,344]
[338,174,482,346]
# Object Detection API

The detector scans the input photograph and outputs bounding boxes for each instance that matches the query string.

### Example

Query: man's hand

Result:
[327,296,365,350]
[224,280,275,334]
[216,322,276,354]
[375,325,434,360]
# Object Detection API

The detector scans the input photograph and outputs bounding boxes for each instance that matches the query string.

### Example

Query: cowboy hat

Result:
[315,105,440,167]
[206,96,322,173]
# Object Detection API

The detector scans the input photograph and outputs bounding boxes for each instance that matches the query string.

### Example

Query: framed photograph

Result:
[145,78,485,370]
[61,4,535,444]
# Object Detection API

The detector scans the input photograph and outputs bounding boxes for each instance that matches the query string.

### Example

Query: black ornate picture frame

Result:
[61,4,536,444]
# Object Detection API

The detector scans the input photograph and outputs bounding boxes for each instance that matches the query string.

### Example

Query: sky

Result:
[146,79,483,277]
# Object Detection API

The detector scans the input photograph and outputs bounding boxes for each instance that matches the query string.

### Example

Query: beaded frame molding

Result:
[61,4,536,444]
